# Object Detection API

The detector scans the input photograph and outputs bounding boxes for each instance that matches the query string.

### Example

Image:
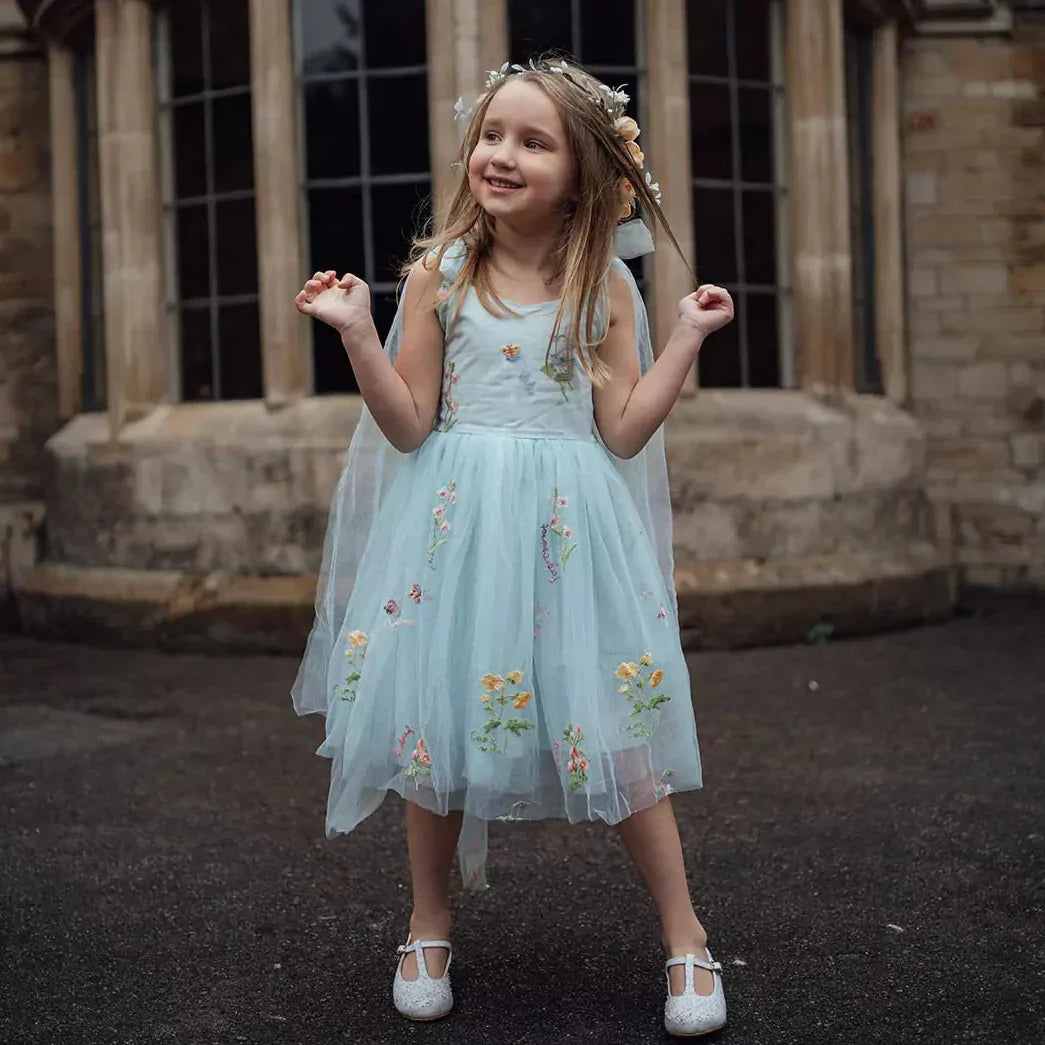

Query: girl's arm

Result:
[593,268,733,459]
[298,261,445,453]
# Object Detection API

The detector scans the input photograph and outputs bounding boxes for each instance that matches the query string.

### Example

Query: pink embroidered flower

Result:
[563,528,572,539]
[657,604,667,620]
[558,496,568,507]
[393,725,415,757]
[384,599,400,618]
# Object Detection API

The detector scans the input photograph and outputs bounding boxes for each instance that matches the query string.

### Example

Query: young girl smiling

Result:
[292,58,735,1037]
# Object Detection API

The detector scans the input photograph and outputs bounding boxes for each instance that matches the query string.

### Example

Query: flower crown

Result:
[454,59,662,224]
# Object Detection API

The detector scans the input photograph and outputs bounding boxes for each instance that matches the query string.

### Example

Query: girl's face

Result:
[467,79,578,228]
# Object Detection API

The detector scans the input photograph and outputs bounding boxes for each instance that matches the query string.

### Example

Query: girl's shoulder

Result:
[419,238,470,289]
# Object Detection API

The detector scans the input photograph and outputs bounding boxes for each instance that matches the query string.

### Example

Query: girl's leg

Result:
[399,799,463,981]
[615,796,716,995]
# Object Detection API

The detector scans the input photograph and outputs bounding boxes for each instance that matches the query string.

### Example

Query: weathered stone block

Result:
[958,361,1009,398]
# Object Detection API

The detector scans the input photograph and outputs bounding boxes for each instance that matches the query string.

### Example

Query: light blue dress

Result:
[309,250,704,887]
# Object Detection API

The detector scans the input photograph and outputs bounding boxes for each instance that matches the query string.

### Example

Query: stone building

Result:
[0,0,1042,651]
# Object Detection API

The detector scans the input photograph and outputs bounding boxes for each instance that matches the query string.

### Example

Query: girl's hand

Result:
[294,270,373,337]
[677,284,735,339]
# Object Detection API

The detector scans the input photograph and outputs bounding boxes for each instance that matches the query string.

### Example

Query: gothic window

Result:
[156,0,262,402]
[686,0,791,387]
[295,0,431,394]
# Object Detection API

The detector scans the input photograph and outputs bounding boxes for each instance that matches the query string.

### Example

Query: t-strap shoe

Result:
[392,936,454,1021]
[663,945,727,1037]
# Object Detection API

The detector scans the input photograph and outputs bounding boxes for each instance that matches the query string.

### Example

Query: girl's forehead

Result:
[484,79,564,132]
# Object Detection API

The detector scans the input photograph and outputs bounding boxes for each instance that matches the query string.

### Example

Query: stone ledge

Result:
[675,543,957,648]
[15,546,956,655]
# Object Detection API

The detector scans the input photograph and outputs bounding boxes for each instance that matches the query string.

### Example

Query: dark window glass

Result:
[211,94,254,193]
[693,187,737,285]
[180,306,213,400]
[579,0,635,66]
[741,191,776,286]
[208,2,251,89]
[215,198,258,297]
[372,290,400,344]
[368,74,430,175]
[371,182,431,281]
[173,102,206,197]
[686,0,728,77]
[177,204,210,300]
[313,323,353,394]
[739,87,772,183]
[735,1,770,81]
[365,0,426,68]
[697,308,740,387]
[690,82,732,180]
[217,303,263,399]
[746,294,780,387]
[307,187,365,278]
[166,0,260,402]
[508,0,573,60]
[170,5,204,97]
[301,0,362,74]
[304,80,361,179]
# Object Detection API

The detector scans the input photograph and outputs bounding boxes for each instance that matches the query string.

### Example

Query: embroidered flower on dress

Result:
[336,630,369,702]
[657,604,668,620]
[439,361,460,431]
[427,480,457,568]
[502,343,521,361]
[393,725,415,757]
[540,338,574,400]
[408,583,423,603]
[617,654,672,739]
[541,485,578,582]
[384,599,400,618]
[471,669,536,754]
[562,724,590,791]
[404,736,433,781]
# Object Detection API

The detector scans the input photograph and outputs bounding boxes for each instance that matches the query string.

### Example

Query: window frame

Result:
[155,0,261,402]
[687,0,792,388]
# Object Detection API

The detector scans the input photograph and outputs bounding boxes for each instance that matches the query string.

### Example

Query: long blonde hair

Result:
[404,58,691,385]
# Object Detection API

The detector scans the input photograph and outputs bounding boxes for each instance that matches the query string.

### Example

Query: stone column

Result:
[786,0,855,394]
[94,0,166,432]
[47,44,82,420]
[645,0,696,391]
[249,0,309,405]
[426,0,508,218]
[872,20,906,404]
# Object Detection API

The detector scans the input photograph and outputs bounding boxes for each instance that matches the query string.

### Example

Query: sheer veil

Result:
[291,219,679,890]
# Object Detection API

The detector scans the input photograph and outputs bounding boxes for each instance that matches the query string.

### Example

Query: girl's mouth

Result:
[485,177,523,193]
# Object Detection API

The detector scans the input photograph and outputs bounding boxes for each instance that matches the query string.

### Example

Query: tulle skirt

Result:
[302,425,704,886]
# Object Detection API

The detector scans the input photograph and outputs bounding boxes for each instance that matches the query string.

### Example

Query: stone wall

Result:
[0,11,56,619]
[903,20,1045,587]
[0,32,54,504]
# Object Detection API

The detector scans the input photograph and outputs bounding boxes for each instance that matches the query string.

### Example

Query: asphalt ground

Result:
[1,590,1043,1045]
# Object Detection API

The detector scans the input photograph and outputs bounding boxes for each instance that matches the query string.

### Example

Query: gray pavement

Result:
[1,590,1043,1045]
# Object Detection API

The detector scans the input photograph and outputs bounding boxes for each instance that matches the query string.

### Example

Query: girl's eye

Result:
[525,140,545,150]
[484,131,501,143]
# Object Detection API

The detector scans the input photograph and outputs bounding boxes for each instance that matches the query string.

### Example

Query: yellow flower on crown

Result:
[624,140,644,167]
[614,116,640,141]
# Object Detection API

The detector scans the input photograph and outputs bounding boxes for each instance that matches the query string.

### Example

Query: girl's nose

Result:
[491,141,515,168]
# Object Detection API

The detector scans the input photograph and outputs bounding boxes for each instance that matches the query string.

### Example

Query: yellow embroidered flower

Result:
[481,673,506,692]
[619,684,629,693]
[615,662,640,681]
[614,116,640,142]
[513,691,533,709]
[625,140,644,167]
[650,669,664,687]
[640,651,653,667]
[347,630,369,649]
[502,343,521,360]
[506,670,523,685]
[480,693,491,705]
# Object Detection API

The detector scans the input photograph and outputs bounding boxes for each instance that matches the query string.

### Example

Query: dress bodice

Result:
[432,278,599,442]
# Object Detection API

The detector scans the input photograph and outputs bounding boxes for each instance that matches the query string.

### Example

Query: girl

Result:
[291,58,734,1036]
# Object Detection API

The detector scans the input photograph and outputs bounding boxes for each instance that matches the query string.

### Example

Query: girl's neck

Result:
[487,217,563,282]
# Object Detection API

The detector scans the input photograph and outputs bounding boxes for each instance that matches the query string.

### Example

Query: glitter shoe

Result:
[392,936,453,1021]
[663,945,727,1037]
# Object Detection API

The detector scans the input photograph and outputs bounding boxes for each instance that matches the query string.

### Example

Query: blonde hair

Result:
[403,57,691,386]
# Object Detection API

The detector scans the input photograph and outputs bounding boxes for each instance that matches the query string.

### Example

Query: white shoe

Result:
[663,945,727,1037]
[392,936,453,1021]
